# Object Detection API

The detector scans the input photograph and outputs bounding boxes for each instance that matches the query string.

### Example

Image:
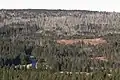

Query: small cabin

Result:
[14,55,38,69]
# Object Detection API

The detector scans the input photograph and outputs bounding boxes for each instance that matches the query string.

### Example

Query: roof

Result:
[30,56,34,58]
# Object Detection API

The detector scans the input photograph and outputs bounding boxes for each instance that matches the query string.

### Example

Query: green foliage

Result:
[0,10,120,79]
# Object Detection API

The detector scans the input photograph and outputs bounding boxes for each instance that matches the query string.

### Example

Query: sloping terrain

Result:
[0,9,120,38]
[0,9,120,80]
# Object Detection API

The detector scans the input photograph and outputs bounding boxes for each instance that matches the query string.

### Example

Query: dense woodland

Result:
[0,9,120,80]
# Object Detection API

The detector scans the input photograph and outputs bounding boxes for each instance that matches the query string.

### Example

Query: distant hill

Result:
[0,9,120,40]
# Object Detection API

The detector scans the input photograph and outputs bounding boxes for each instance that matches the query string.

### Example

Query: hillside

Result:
[0,9,120,38]
[0,9,120,80]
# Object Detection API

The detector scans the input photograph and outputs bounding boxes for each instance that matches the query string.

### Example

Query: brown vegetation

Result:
[90,56,108,62]
[56,38,107,45]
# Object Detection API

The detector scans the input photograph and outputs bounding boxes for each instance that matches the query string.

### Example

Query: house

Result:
[14,55,38,69]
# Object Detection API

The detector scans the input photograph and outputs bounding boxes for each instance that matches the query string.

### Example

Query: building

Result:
[15,55,38,69]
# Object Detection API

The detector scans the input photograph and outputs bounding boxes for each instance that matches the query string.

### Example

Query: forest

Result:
[0,9,120,80]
